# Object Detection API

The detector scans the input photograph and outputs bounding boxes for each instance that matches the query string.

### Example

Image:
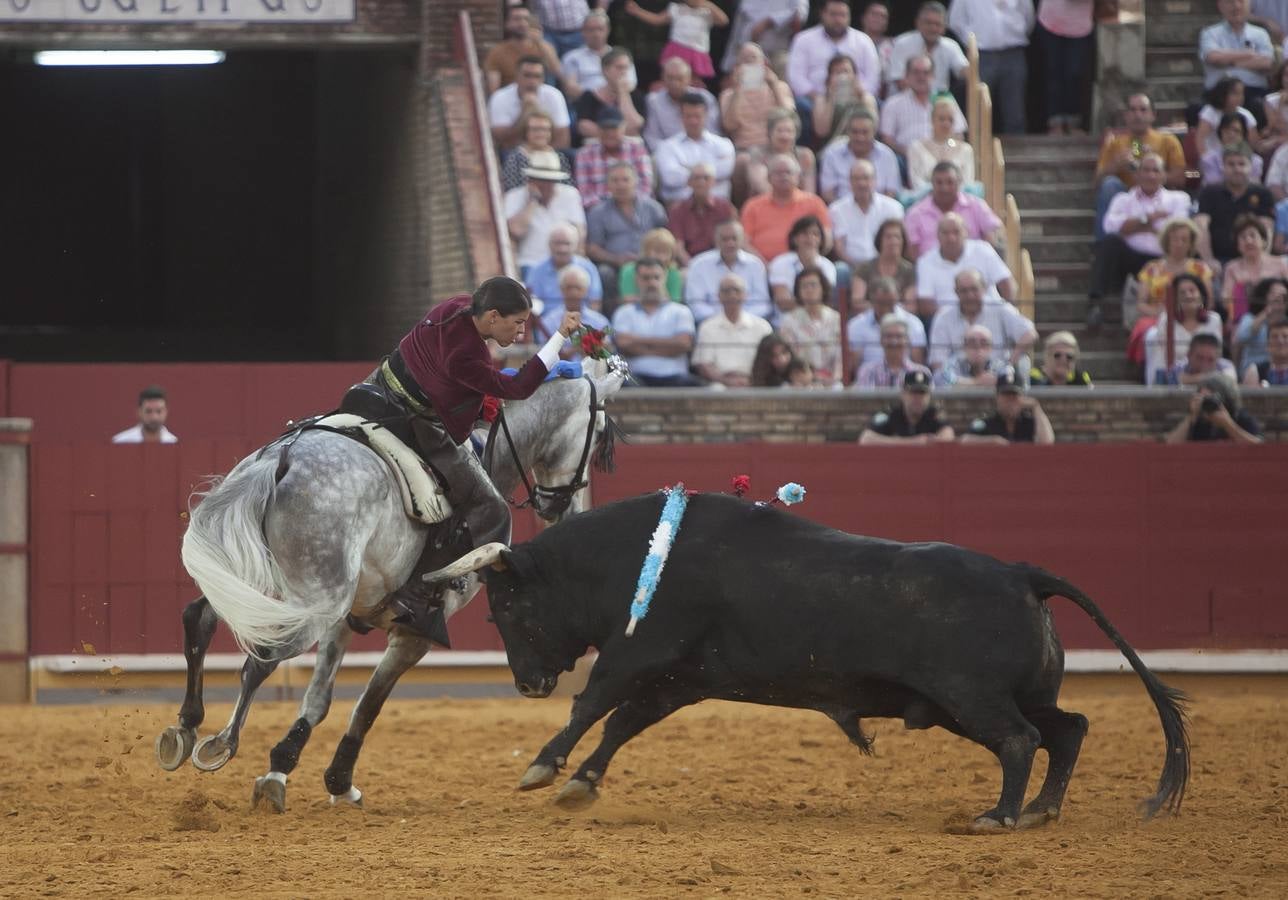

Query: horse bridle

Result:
[482,375,601,517]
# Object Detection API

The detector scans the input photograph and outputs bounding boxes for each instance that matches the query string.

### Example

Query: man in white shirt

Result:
[642,58,720,152]
[654,93,737,203]
[915,213,1015,318]
[503,150,587,274]
[720,0,807,73]
[830,159,904,266]
[886,1,968,94]
[489,57,572,151]
[879,54,966,158]
[928,269,1037,371]
[611,257,700,386]
[685,220,773,324]
[560,10,637,100]
[691,274,774,387]
[847,275,927,369]
[787,0,882,99]
[112,386,178,444]
[1200,0,1275,100]
[818,111,902,202]
[948,0,1035,133]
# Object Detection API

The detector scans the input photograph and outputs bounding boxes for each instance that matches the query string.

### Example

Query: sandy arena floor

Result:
[0,673,1284,898]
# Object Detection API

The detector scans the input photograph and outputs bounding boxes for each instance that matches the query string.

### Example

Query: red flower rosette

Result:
[480,395,501,424]
[731,474,751,497]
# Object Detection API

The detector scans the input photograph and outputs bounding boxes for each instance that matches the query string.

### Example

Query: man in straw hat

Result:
[503,148,586,277]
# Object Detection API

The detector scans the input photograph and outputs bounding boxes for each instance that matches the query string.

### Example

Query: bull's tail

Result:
[1028,568,1191,818]
[181,454,324,660]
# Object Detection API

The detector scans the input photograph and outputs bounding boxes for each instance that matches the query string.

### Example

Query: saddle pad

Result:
[314,413,452,526]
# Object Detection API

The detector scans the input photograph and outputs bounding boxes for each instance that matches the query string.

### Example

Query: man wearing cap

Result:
[859,369,956,444]
[574,107,654,208]
[503,150,587,277]
[488,56,572,151]
[961,366,1055,444]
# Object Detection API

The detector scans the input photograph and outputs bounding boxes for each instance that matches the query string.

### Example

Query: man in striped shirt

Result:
[855,315,933,388]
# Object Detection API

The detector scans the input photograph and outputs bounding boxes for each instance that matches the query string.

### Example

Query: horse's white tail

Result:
[181,454,321,659]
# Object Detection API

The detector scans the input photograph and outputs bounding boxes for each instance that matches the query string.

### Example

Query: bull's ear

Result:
[499,547,536,581]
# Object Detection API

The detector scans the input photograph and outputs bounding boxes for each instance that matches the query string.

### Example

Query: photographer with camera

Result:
[1164,373,1264,443]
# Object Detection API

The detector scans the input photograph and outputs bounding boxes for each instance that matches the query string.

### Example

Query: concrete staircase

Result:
[1144,0,1219,128]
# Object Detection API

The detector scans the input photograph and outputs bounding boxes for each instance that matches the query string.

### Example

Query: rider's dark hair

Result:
[472,276,534,317]
[138,385,166,405]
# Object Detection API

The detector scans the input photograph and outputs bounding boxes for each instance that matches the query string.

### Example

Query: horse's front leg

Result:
[155,596,217,771]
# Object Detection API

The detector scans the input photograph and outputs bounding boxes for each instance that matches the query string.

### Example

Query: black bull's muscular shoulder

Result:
[480,493,1191,831]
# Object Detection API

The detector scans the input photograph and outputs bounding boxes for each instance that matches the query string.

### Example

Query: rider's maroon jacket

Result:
[398,294,550,444]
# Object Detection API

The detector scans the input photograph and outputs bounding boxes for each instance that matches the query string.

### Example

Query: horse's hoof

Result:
[554,778,598,809]
[329,786,363,808]
[155,726,197,772]
[191,735,234,772]
[518,764,557,791]
[1017,807,1058,830]
[251,775,287,813]
[967,814,1014,834]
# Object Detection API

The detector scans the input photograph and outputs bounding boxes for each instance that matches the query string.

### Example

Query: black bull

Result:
[448,492,1190,831]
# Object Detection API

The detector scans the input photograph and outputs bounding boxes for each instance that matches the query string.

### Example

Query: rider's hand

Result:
[558,310,582,338]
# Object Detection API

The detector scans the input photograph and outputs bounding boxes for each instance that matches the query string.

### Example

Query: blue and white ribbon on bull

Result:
[626,483,690,637]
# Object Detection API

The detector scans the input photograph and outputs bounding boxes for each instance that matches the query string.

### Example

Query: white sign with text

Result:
[0,0,355,23]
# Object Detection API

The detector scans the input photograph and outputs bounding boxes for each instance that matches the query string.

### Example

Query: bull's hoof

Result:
[251,775,287,814]
[191,734,234,772]
[967,814,1015,834]
[518,764,557,791]
[1017,806,1059,830]
[554,778,598,809]
[155,726,197,772]
[329,786,364,809]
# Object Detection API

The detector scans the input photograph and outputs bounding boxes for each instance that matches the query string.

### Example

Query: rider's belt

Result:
[382,352,432,415]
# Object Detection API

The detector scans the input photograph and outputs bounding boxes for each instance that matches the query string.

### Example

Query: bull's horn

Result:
[421,542,509,583]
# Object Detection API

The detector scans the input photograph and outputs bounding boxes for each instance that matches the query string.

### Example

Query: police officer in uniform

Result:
[962,366,1055,444]
[859,370,956,444]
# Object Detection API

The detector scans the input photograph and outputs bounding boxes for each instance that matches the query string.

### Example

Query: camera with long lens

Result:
[1199,395,1221,415]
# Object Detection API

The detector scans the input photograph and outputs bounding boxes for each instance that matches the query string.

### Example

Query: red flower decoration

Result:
[480,395,501,424]
[732,474,751,497]
[576,327,612,360]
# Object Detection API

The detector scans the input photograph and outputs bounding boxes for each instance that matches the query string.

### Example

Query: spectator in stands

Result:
[1129,218,1217,371]
[539,266,612,349]
[745,108,820,200]
[1200,0,1275,109]
[887,2,967,95]
[485,6,563,93]
[1093,93,1187,240]
[819,112,902,202]
[691,273,774,388]
[655,92,737,203]
[530,0,592,61]
[500,109,574,192]
[504,150,586,276]
[779,266,843,386]
[1196,144,1276,265]
[1262,122,1288,201]
[586,161,669,308]
[685,219,773,324]
[623,0,728,84]
[112,385,177,444]
[610,256,700,386]
[1164,373,1264,443]
[1196,78,1260,161]
[811,56,882,151]
[878,56,967,160]
[1035,0,1095,135]
[525,223,603,310]
[1256,59,1288,158]
[1243,314,1288,384]
[1086,152,1193,330]
[860,1,895,82]
[489,57,572,152]
[915,214,1015,319]
[854,314,932,388]
[610,0,669,97]
[962,367,1056,444]
[853,219,917,307]
[720,0,807,74]
[847,276,928,369]
[574,108,653,208]
[831,159,905,267]
[560,10,627,99]
[720,44,794,152]
[1235,277,1288,371]
[750,333,798,387]
[928,269,1037,376]
[573,49,645,144]
[619,227,684,301]
[1200,112,1265,187]
[858,369,955,443]
[789,0,882,144]
[933,323,1008,388]
[769,215,839,314]
[1144,274,1225,385]
[741,155,833,264]
[904,161,1002,258]
[667,162,735,265]
[1250,0,1288,43]
[949,0,1035,134]
[907,96,977,193]
[784,358,819,387]
[1030,330,1094,387]
[1220,215,1288,325]
[643,58,720,152]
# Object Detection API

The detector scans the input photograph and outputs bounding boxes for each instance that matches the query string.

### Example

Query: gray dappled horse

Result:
[154,361,627,812]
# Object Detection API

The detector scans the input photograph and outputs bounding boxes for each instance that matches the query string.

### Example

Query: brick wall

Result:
[605,388,1288,444]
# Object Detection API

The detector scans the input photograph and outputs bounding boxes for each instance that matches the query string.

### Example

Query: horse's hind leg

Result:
[249,620,356,813]
[1018,707,1089,829]
[191,652,280,773]
[155,596,217,771]
[322,628,432,807]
